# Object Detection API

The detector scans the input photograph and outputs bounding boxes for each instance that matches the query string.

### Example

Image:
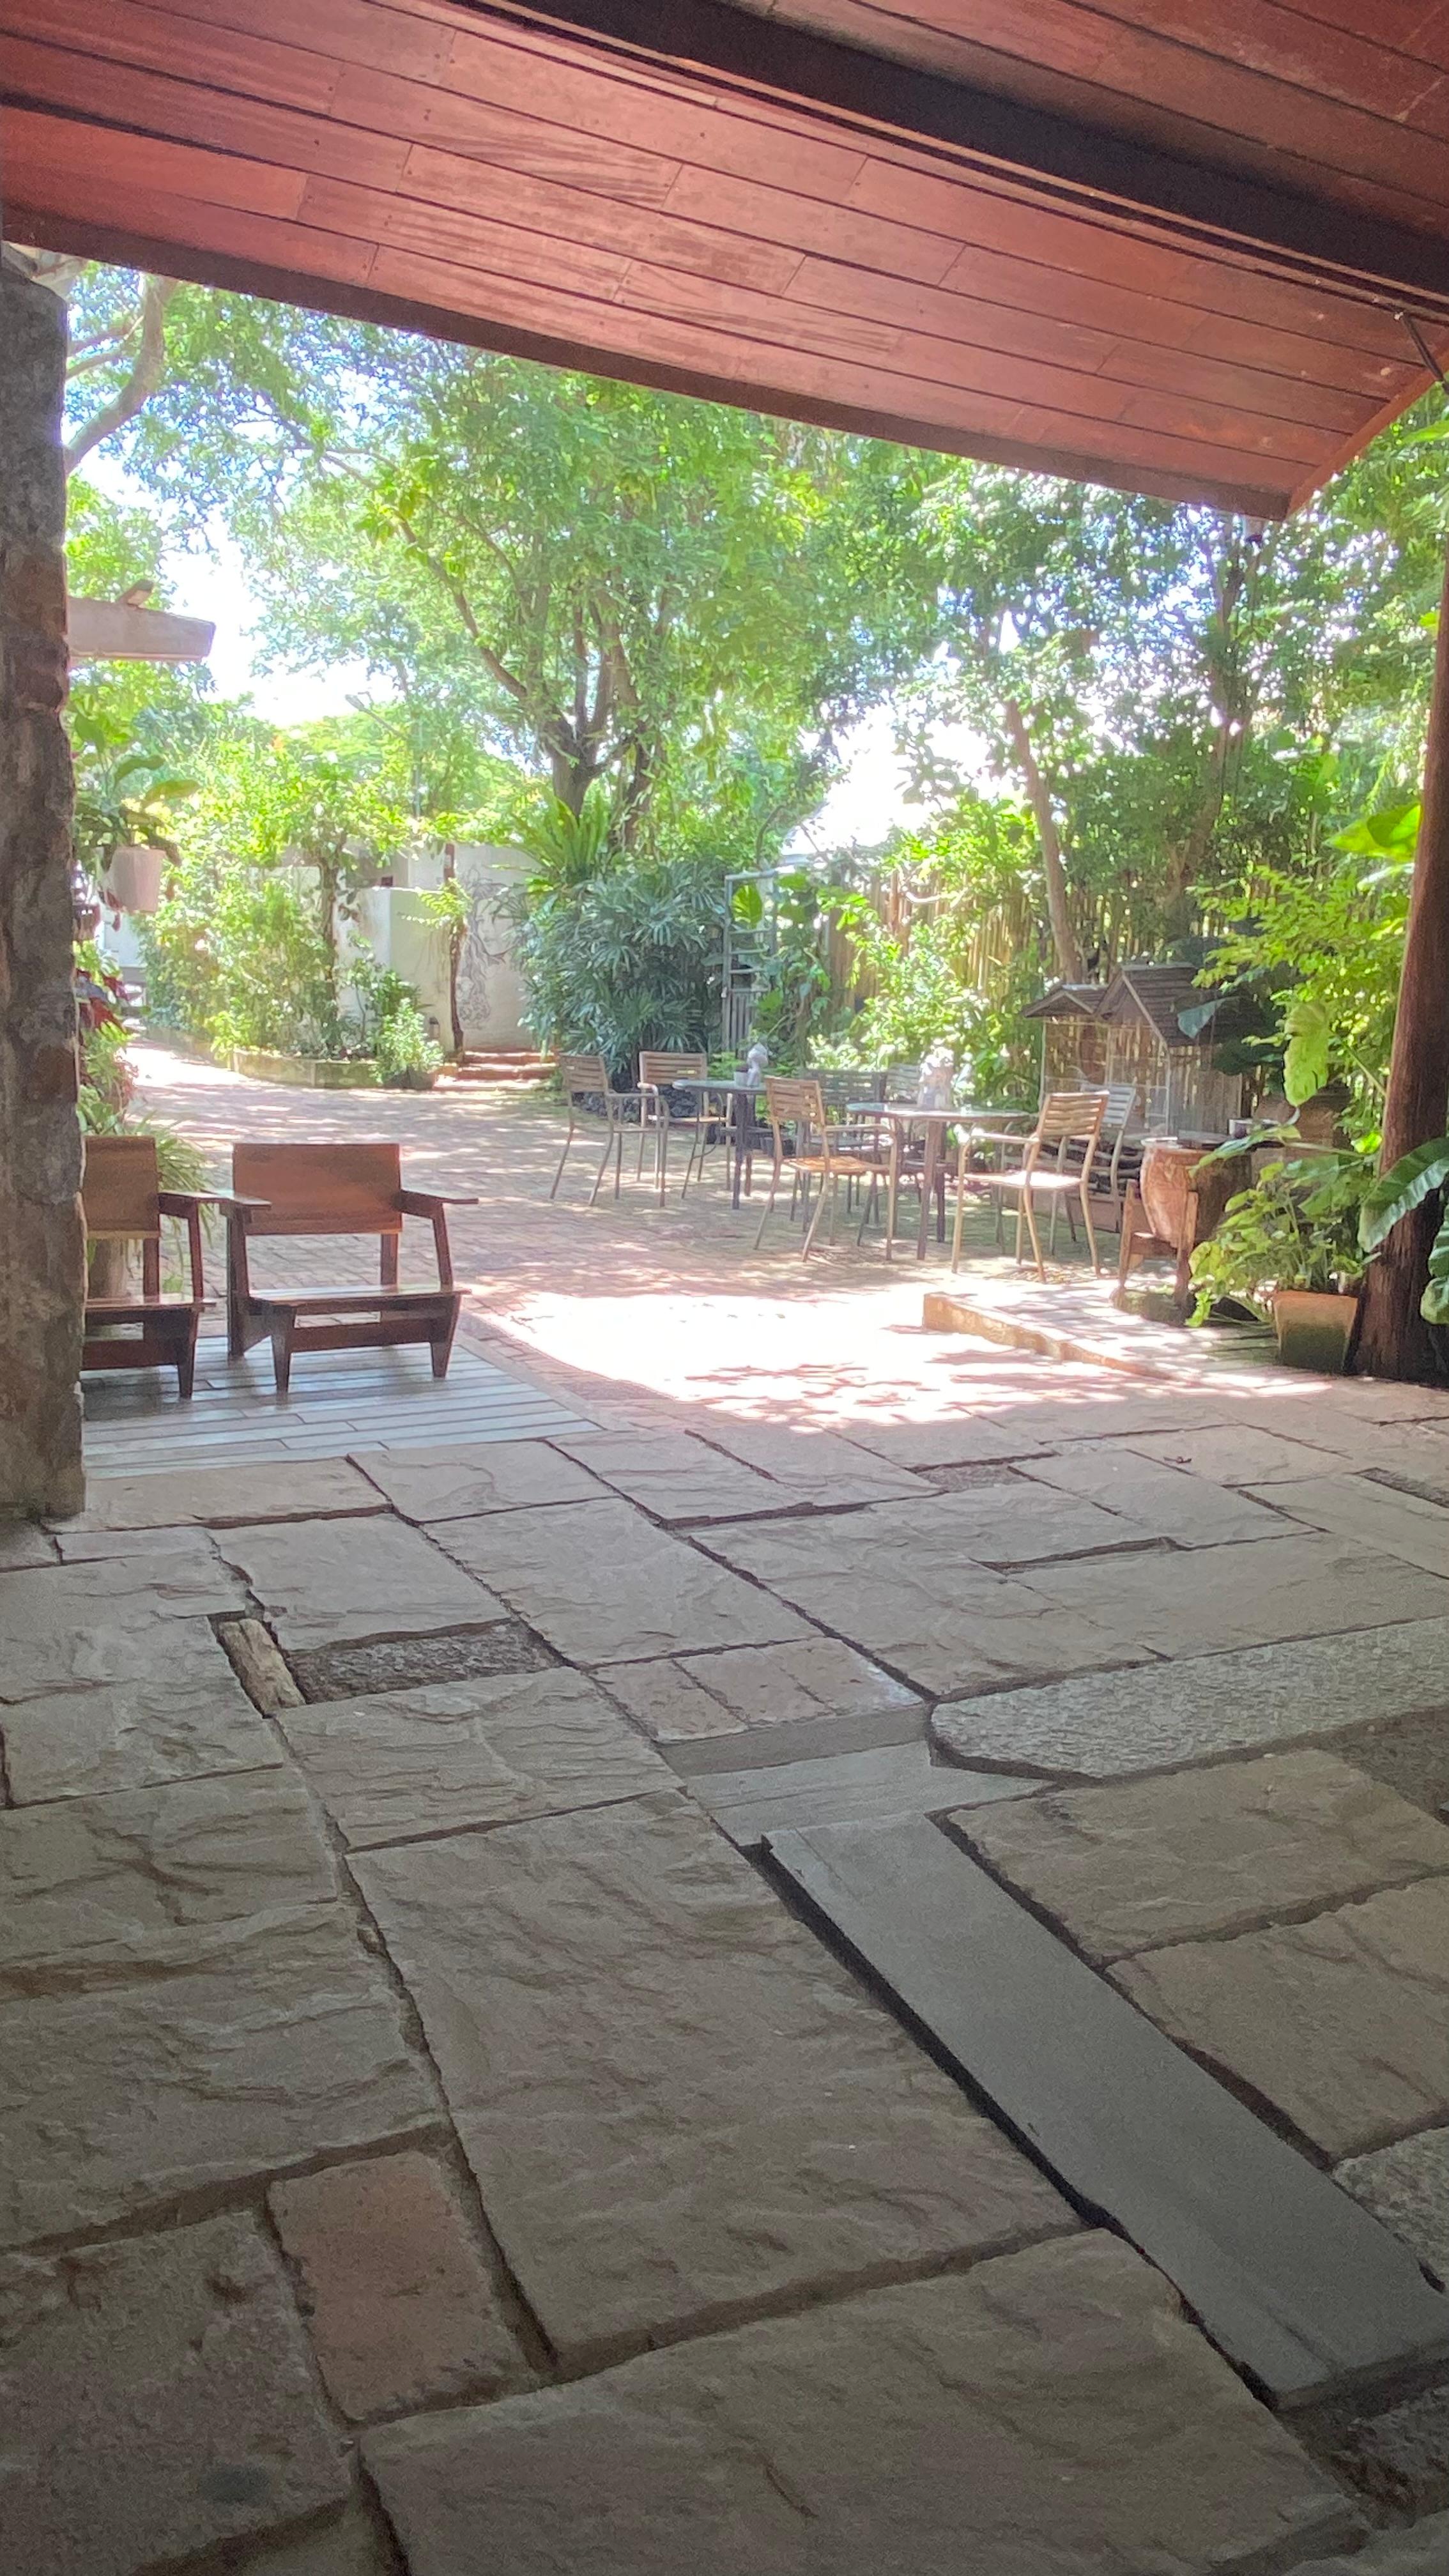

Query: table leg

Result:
[885,1128,901,1261]
[916,1121,938,1261]
[731,1094,744,1211]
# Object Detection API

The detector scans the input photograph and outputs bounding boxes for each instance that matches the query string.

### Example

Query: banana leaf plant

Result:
[1360,1141,1449,1325]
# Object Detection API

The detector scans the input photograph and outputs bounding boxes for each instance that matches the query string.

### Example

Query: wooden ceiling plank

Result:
[849,161,1429,359]
[2,103,310,222]
[0,37,412,193]
[785,250,1374,433]
[400,141,804,295]
[762,0,1449,214]
[129,0,459,85]
[332,57,680,207]
[661,159,1422,395]
[6,160,383,289]
[1066,0,1449,117]
[7,187,1295,512]
[1259,0,1449,63]
[298,170,631,302]
[611,254,1336,462]
[24,0,343,116]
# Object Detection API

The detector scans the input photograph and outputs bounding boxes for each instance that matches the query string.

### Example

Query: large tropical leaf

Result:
[1423,1209,1449,1324]
[1359,1136,1449,1252]
[1282,997,1331,1107]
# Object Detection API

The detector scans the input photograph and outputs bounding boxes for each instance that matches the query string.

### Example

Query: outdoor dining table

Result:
[847,1101,1034,1261]
[671,1077,762,1209]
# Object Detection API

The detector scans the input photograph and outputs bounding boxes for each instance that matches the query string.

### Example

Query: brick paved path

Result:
[4,1046,1449,2570]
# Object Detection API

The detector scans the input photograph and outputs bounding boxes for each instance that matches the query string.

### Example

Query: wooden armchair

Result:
[226,1142,475,1394]
[753,1077,884,1258]
[953,1090,1110,1280]
[636,1048,710,1201]
[549,1054,639,1206]
[81,1133,214,1398]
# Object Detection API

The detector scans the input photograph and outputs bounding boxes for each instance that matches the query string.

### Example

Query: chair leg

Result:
[550,1110,577,1200]
[802,1172,831,1259]
[270,1317,294,1397]
[588,1118,618,1208]
[1020,1186,1046,1282]
[1118,1183,1142,1286]
[175,1314,199,1400]
[1082,1178,1101,1276]
[431,1300,461,1379]
[884,1136,901,1262]
[753,1151,784,1252]
[636,1101,648,1180]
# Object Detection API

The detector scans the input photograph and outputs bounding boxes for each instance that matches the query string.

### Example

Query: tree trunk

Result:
[1004,697,1083,981]
[443,847,464,1057]
[0,260,86,1514]
[1353,543,1449,1382]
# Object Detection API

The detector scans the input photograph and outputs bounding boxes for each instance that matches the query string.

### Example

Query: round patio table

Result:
[848,1102,1033,1261]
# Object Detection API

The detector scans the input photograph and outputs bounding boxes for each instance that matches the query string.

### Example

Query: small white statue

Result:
[917,1042,955,1111]
[742,1039,770,1090]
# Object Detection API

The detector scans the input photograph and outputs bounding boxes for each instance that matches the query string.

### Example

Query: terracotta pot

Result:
[1273,1288,1359,1374]
[103,843,165,914]
[1140,1137,1249,1250]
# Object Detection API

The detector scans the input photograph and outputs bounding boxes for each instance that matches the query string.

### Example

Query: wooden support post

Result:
[1354,542,1449,1383]
[0,256,84,1515]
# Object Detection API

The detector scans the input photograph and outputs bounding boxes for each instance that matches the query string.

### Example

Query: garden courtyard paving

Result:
[10,1047,1449,2568]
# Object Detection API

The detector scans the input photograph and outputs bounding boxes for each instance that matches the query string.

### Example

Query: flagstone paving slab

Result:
[933,1619,1449,1779]
[0,1551,247,1667]
[0,1905,437,2248]
[551,1429,786,1522]
[1287,2511,1449,2574]
[52,1521,225,1561]
[1020,1533,1449,1659]
[602,1637,923,1751]
[61,1457,385,1529]
[433,1499,812,1664]
[355,1791,1073,2368]
[225,2513,398,2576]
[0,2212,349,2576]
[835,1414,1052,1467]
[1126,1423,1352,1484]
[0,1768,336,1975]
[958,1753,1449,1963]
[268,2151,523,2420]
[353,1439,604,1521]
[695,1420,931,1505]
[1020,1443,1289,1545]
[214,1516,509,1653]
[1336,2128,1449,2283]
[0,1625,283,1804]
[1112,1876,1449,2159]
[1256,1475,1449,1577]
[364,2232,1361,2576]
[277,1669,671,1848]
[700,1508,1151,1696]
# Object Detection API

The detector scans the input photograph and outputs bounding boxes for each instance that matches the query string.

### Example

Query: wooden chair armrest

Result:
[157,1190,208,1216]
[213,1192,273,1215]
[396,1190,479,1215]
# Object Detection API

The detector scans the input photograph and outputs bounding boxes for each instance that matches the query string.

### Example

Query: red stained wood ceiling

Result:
[4,0,1449,513]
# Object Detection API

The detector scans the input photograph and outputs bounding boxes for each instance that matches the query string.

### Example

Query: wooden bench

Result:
[226,1142,475,1395]
[82,1133,213,1399]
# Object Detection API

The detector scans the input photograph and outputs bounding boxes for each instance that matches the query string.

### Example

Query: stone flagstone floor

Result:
[10,1051,1449,2566]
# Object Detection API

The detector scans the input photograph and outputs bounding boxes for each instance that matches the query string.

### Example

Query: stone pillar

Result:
[0,255,84,1516]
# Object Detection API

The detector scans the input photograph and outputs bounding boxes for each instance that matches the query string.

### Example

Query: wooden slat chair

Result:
[226,1142,475,1395]
[753,1077,885,1258]
[636,1048,710,1201]
[952,1090,1110,1280]
[1059,1080,1142,1230]
[549,1054,638,1206]
[81,1133,213,1398]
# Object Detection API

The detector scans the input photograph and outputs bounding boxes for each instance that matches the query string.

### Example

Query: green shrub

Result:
[375,1000,444,1088]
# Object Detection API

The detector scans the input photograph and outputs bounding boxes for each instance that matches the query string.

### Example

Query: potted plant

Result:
[376,997,445,1092]
[1188,1151,1372,1370]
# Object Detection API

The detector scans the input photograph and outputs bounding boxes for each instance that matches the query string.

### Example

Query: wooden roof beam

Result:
[481,0,1449,320]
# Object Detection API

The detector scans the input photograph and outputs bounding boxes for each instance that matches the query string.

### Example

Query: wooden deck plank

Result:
[767,1813,1449,2406]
